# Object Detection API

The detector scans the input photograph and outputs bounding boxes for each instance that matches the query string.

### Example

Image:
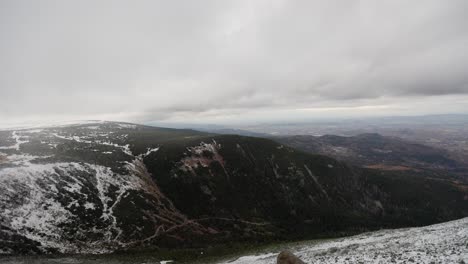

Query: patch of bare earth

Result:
[364,164,413,171]
[0,154,7,164]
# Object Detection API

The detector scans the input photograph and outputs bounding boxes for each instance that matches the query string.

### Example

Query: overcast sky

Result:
[1,0,468,126]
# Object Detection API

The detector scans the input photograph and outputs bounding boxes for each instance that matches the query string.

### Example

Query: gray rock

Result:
[277,251,305,264]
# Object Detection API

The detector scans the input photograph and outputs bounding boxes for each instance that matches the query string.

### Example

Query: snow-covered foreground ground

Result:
[218,217,468,264]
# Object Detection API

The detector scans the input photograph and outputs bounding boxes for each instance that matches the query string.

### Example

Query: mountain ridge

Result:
[0,121,467,255]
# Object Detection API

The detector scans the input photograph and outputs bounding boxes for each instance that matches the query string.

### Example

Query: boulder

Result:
[277,250,305,264]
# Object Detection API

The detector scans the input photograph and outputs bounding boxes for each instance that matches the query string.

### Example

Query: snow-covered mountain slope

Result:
[220,217,468,264]
[0,121,467,255]
[0,122,210,254]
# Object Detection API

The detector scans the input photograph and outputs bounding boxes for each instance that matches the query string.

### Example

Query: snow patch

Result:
[0,131,29,150]
[117,124,136,129]
[53,133,133,156]
[84,202,96,210]
[142,147,159,157]
[304,165,329,200]
[85,126,100,130]
[0,157,168,254]
[218,217,468,264]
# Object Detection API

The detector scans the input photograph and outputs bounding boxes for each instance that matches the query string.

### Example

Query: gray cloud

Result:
[1,0,468,125]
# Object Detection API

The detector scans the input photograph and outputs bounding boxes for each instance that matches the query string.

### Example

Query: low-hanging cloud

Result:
[1,0,468,125]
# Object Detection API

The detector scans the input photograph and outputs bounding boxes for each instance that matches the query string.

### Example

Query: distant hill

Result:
[0,122,467,255]
[275,133,468,182]
[197,128,271,138]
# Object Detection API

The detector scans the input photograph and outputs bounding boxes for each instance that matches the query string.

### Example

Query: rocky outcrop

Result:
[277,251,305,264]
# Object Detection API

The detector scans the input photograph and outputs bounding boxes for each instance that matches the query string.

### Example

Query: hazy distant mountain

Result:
[0,122,467,255]
[275,133,468,182]
[233,114,468,136]
[197,128,271,138]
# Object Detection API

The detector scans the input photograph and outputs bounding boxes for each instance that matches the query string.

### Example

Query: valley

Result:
[0,121,467,258]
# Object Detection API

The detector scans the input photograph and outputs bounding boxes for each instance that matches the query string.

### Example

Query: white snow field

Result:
[218,217,468,264]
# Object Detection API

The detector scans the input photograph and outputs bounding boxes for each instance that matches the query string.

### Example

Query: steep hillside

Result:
[0,122,467,255]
